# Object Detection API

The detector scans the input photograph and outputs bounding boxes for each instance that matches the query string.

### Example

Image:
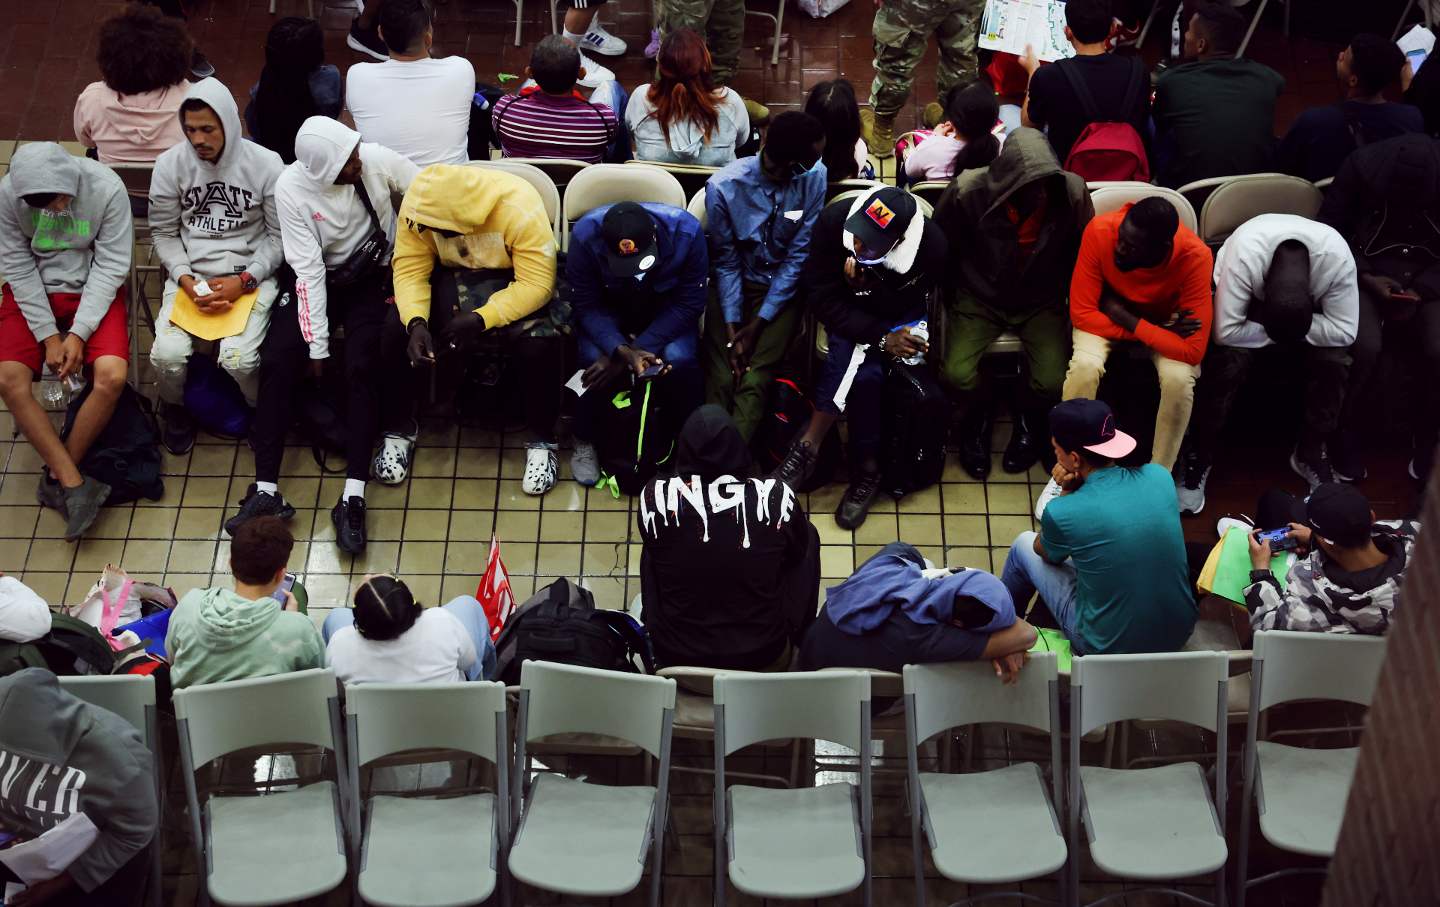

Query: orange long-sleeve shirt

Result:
[1069,206,1214,366]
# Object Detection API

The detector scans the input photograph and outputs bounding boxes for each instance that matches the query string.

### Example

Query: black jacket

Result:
[1318,133,1440,279]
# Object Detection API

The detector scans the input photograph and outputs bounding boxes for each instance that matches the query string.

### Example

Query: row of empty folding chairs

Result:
[57,630,1383,907]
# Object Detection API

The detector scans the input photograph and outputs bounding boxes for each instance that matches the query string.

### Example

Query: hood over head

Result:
[9,143,82,199]
[980,127,1063,215]
[293,116,361,186]
[189,586,283,652]
[825,553,1016,636]
[400,164,520,234]
[674,405,751,478]
[0,668,90,765]
[179,77,243,168]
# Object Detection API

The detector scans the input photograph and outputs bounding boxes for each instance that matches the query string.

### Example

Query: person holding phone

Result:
[565,201,708,486]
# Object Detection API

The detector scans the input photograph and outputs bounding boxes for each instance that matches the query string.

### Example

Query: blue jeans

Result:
[814,336,887,467]
[1000,531,1086,656]
[322,595,498,681]
[590,80,631,163]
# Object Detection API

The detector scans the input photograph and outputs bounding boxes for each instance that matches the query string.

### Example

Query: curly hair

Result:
[96,5,193,96]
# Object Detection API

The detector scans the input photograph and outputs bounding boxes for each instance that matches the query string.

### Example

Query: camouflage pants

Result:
[658,0,745,86]
[870,0,985,118]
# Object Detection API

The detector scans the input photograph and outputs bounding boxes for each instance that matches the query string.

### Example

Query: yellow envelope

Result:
[168,287,258,341]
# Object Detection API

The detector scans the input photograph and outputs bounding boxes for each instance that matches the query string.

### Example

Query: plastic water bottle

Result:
[39,368,66,409]
[892,319,929,366]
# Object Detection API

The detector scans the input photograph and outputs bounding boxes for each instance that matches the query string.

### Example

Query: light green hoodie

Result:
[166,586,324,689]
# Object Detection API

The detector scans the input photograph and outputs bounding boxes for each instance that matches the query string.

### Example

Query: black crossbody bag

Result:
[328,182,390,286]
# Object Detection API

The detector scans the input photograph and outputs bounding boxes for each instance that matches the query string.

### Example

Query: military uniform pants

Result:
[658,0,745,86]
[702,281,801,443]
[870,0,985,118]
[940,292,1069,408]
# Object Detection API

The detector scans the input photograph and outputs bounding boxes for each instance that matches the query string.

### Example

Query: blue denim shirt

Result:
[705,156,826,324]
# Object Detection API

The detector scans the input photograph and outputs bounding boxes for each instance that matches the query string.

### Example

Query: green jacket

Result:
[166,586,324,689]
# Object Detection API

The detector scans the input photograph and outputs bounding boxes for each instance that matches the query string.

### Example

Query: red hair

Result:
[647,28,721,144]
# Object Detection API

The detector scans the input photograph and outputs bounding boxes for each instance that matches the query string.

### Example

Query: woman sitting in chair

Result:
[625,28,751,166]
[804,79,875,182]
[897,80,1006,187]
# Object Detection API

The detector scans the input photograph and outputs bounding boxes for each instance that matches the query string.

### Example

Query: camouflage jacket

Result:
[1245,520,1419,634]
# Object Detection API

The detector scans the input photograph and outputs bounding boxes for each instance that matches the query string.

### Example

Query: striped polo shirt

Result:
[491,88,617,164]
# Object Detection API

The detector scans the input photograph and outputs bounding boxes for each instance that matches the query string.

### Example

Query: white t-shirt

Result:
[326,608,477,685]
[346,56,476,166]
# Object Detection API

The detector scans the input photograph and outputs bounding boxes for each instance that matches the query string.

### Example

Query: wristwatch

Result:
[239,271,259,292]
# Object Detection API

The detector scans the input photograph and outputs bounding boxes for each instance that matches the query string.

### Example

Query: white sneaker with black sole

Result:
[1174,451,1210,516]
[522,442,559,495]
[1033,477,1062,521]
[581,16,627,56]
[1289,445,1333,491]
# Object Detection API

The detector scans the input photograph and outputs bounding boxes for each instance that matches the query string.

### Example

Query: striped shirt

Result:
[491,89,617,164]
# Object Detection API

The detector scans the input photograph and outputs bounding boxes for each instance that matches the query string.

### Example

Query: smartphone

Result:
[1256,528,1298,551]
[638,363,664,380]
[271,572,296,604]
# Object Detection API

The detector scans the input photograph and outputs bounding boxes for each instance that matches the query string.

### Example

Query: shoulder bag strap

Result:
[1057,60,1100,122]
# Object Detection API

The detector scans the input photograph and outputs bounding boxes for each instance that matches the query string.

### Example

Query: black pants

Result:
[1338,287,1440,463]
[384,266,563,441]
[1187,342,1350,463]
[1256,487,1306,531]
[0,844,152,907]
[255,274,401,484]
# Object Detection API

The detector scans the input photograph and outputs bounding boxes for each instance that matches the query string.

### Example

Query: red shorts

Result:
[0,283,130,374]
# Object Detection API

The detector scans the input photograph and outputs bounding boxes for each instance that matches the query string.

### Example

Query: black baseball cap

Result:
[600,202,658,277]
[845,187,917,257]
[1304,482,1373,547]
[1048,399,1136,459]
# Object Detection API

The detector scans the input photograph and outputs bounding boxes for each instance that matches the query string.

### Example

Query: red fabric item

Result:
[1068,205,1214,365]
[475,534,516,642]
[0,284,130,373]
[987,53,1032,99]
[1006,201,1046,263]
[1064,121,1151,182]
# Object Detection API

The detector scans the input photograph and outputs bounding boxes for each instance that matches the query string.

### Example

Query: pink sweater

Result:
[73,81,189,163]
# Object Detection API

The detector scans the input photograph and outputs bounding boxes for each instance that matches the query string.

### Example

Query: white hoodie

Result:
[148,78,285,285]
[273,116,418,359]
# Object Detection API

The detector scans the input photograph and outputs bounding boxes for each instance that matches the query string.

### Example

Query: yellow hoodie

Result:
[392,165,557,329]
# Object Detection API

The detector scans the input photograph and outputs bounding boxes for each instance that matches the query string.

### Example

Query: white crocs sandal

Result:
[371,429,417,486]
[522,442,559,496]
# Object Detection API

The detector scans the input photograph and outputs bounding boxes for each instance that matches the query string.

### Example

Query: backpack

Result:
[0,613,118,678]
[183,353,252,439]
[293,378,348,473]
[61,384,165,506]
[491,578,654,685]
[1059,57,1151,183]
[879,363,949,500]
[593,378,678,497]
[750,377,840,492]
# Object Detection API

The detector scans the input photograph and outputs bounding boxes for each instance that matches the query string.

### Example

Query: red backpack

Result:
[1059,57,1151,183]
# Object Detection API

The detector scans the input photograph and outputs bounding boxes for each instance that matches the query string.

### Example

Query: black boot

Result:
[1003,407,1047,474]
[162,403,197,455]
[955,406,993,481]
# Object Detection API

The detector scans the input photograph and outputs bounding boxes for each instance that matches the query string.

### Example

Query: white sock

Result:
[563,28,587,44]
[256,481,280,497]
[343,478,366,502]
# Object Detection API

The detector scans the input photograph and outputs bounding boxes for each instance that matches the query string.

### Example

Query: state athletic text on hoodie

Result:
[148,78,285,286]
[273,117,418,360]
[0,143,133,343]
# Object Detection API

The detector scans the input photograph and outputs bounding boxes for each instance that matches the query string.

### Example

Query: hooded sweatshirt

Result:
[165,586,325,690]
[149,79,285,287]
[391,164,557,330]
[625,86,751,167]
[0,669,156,892]
[637,405,820,669]
[934,127,1093,316]
[0,143,133,344]
[274,117,419,360]
[73,80,188,164]
[1318,133,1440,279]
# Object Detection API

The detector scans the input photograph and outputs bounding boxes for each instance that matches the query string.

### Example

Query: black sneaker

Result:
[224,484,296,537]
[332,496,368,555]
[347,18,390,60]
[1290,444,1333,491]
[189,48,215,80]
[162,403,197,456]
[956,408,992,480]
[1329,437,1367,483]
[36,472,66,514]
[772,439,817,489]
[835,472,881,530]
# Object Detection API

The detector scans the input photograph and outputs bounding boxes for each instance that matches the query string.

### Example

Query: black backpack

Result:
[0,613,117,677]
[879,363,949,500]
[492,578,654,685]
[61,384,164,505]
[750,377,841,492]
[593,378,678,497]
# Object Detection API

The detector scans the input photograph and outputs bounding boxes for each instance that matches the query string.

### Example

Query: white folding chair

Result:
[107,161,160,386]
[560,162,686,251]
[468,159,563,246]
[268,0,315,15]
[825,177,885,205]
[903,655,1068,907]
[625,158,721,201]
[173,669,349,907]
[1235,631,1387,907]
[745,0,787,65]
[1088,181,1199,234]
[344,682,511,907]
[907,179,949,210]
[713,670,872,906]
[1194,173,1325,245]
[686,186,708,231]
[497,157,590,194]
[508,661,676,906]
[58,675,163,907]
[1069,651,1230,907]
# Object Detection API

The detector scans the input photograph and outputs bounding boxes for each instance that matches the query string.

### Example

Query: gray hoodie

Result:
[0,144,133,343]
[165,586,325,690]
[148,78,285,285]
[0,669,156,892]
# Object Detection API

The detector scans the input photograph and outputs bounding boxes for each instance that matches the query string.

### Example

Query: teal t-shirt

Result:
[1039,464,1196,654]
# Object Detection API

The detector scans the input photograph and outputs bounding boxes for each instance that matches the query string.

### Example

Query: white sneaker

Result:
[581,17,627,56]
[371,425,418,485]
[1215,515,1254,539]
[571,440,600,487]
[522,442,559,495]
[576,52,615,89]
[1033,477,1062,521]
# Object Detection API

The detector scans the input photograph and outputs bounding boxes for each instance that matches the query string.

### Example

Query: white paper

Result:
[978,0,1075,63]
[1399,24,1435,75]
[3,882,26,904]
[783,209,803,221]
[565,369,589,398]
[0,812,100,884]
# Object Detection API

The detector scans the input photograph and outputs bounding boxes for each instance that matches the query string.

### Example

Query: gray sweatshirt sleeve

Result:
[147,154,194,284]
[71,181,134,342]
[69,750,157,892]
[0,195,60,343]
[246,172,285,283]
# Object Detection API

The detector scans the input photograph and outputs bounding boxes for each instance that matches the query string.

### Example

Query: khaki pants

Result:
[1061,329,1200,470]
